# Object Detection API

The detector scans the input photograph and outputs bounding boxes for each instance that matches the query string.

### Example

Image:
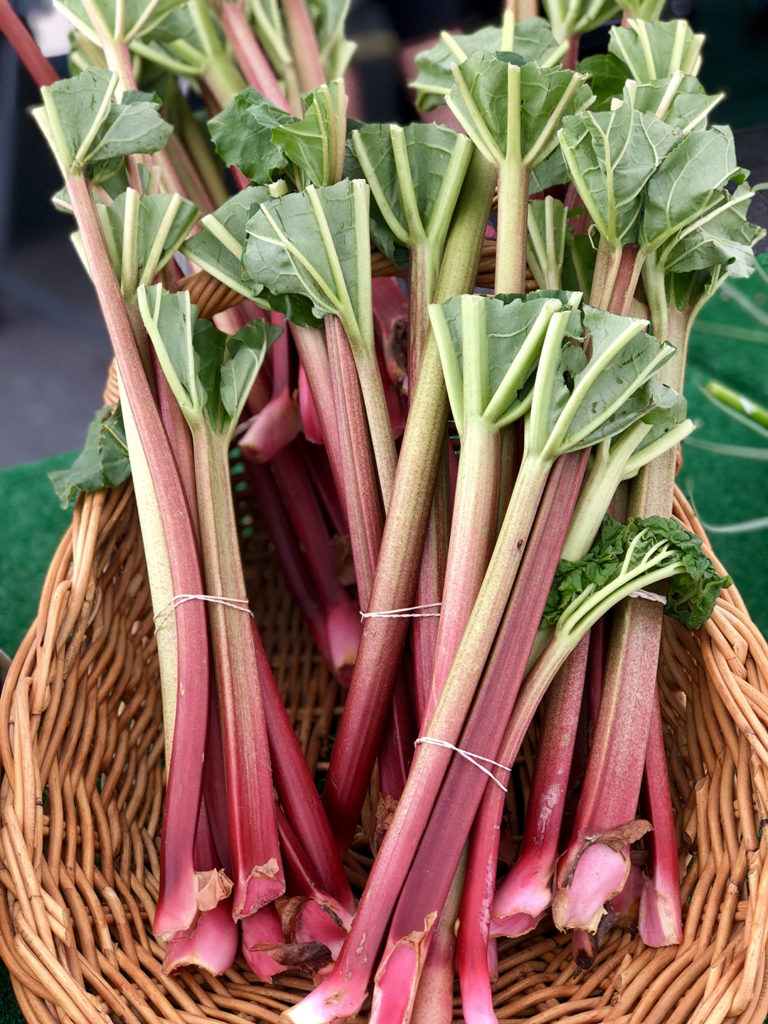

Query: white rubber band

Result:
[360,602,442,621]
[629,589,667,605]
[414,736,510,793]
[154,594,253,632]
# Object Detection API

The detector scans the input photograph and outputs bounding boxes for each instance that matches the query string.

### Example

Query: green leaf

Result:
[541,0,621,43]
[98,190,198,293]
[623,0,666,17]
[35,68,171,175]
[430,291,573,434]
[562,232,598,297]
[640,126,748,253]
[608,18,704,82]
[345,121,472,261]
[271,80,348,187]
[243,179,372,352]
[536,305,674,457]
[576,54,630,111]
[558,102,680,246]
[55,0,186,45]
[626,76,722,134]
[182,185,273,295]
[658,184,763,279]
[138,285,279,436]
[208,89,295,183]
[410,19,562,111]
[50,403,131,507]
[543,514,730,630]
[448,53,593,169]
[181,185,320,326]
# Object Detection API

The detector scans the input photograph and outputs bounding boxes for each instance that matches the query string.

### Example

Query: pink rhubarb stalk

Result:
[639,691,683,947]
[490,634,591,939]
[65,173,211,940]
[552,597,657,934]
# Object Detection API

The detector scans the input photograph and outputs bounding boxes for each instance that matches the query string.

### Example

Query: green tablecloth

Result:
[0,267,767,1022]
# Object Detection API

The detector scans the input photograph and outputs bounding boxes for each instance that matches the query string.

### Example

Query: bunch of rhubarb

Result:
[3,0,763,1020]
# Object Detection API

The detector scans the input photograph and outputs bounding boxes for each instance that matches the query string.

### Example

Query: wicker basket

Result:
[3,297,768,1024]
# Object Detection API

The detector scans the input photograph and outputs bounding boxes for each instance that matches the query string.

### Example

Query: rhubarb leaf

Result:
[448,54,593,170]
[627,76,721,134]
[543,514,731,629]
[641,126,747,253]
[658,184,763,279]
[182,185,275,296]
[181,185,320,325]
[97,190,198,292]
[608,18,704,81]
[208,89,294,183]
[577,54,630,111]
[50,403,131,507]
[138,285,280,436]
[527,197,568,290]
[243,179,373,353]
[271,81,348,187]
[558,102,680,246]
[536,306,674,458]
[541,0,621,43]
[55,0,185,44]
[34,69,171,176]
[346,122,473,263]
[430,292,573,434]
[410,19,562,111]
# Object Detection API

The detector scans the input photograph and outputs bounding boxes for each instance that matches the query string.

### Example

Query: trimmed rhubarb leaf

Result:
[97,190,198,293]
[627,76,722,134]
[448,54,593,170]
[543,514,731,629]
[182,185,275,296]
[410,19,562,111]
[658,184,763,279]
[430,292,576,434]
[33,69,171,177]
[243,179,373,353]
[527,197,568,290]
[55,0,185,45]
[346,122,472,263]
[541,0,621,43]
[208,89,295,183]
[138,285,280,435]
[623,0,666,16]
[608,18,704,82]
[50,403,131,507]
[180,185,319,325]
[558,102,680,247]
[533,305,674,459]
[641,126,748,253]
[271,81,348,187]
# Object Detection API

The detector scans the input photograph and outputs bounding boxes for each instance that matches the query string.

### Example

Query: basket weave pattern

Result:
[2,410,768,1021]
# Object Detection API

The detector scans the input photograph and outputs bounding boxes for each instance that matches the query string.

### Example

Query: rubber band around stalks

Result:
[2,363,768,1023]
